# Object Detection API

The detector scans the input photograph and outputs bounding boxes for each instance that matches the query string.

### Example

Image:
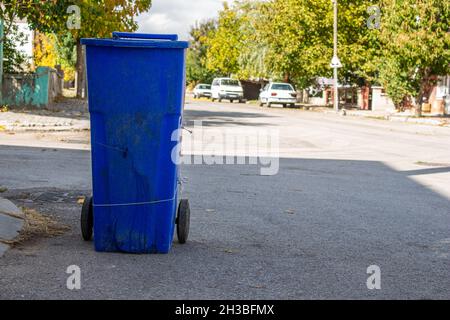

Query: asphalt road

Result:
[0,100,450,299]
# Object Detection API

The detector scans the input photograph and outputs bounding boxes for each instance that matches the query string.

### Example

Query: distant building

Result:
[308,77,450,115]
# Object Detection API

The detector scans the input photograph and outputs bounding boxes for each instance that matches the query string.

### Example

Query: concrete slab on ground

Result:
[0,198,24,218]
[0,198,24,257]
[0,213,24,241]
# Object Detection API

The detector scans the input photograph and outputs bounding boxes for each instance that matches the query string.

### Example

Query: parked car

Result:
[259,82,297,108]
[211,78,245,103]
[193,84,212,99]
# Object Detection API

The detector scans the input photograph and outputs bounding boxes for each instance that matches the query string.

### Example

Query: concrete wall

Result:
[1,66,63,108]
[371,86,396,112]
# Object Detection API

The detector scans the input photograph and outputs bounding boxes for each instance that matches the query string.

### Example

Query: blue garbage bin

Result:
[80,32,190,254]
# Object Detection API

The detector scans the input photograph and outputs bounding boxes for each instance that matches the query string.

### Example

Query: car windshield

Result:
[221,79,240,86]
[199,85,211,89]
[271,84,294,91]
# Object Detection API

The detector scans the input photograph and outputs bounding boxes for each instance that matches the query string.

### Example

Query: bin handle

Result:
[112,32,178,41]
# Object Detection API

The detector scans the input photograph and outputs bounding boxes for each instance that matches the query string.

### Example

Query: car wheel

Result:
[259,100,264,107]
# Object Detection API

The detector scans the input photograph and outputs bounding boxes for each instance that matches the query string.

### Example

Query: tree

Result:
[206,2,243,76]
[0,1,46,73]
[34,32,57,68]
[54,32,77,82]
[1,20,30,73]
[260,0,381,88]
[34,32,76,81]
[205,0,272,80]
[235,0,271,80]
[186,19,217,86]
[378,0,450,115]
[202,0,381,87]
[65,1,153,98]
[5,0,152,98]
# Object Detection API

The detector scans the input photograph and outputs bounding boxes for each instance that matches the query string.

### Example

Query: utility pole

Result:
[330,0,342,112]
[0,19,4,104]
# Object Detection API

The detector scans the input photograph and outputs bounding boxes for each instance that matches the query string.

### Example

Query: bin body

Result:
[82,34,188,254]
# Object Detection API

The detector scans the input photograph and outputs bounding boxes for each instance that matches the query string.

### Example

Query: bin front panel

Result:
[84,43,186,253]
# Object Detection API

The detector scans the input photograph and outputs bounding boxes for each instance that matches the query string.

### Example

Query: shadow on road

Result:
[402,166,450,176]
[184,108,277,128]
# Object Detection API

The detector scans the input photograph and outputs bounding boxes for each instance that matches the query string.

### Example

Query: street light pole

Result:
[332,0,339,112]
[0,19,3,104]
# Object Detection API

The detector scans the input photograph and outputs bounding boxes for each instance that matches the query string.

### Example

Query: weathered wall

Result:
[1,66,63,108]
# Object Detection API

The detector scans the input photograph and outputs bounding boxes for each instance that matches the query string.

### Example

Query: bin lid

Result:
[81,32,189,49]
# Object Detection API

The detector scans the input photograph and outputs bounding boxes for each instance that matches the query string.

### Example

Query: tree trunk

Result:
[415,93,423,117]
[415,69,433,118]
[75,38,86,99]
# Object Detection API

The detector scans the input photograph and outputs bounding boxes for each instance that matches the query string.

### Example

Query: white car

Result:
[211,78,245,103]
[193,84,212,98]
[259,82,297,107]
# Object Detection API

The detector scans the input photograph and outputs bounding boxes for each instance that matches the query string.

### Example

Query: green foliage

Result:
[206,2,243,76]
[261,0,381,88]
[186,19,218,85]
[1,1,152,76]
[203,0,381,88]
[236,0,271,79]
[378,0,450,110]
[54,32,77,81]
[13,0,152,39]
[10,0,152,96]
[1,18,30,73]
[55,32,77,67]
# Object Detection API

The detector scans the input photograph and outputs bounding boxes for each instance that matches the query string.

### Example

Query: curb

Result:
[330,109,450,127]
[0,197,25,258]
[387,115,450,127]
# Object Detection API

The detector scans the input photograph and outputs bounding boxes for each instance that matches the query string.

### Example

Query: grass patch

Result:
[2,208,70,246]
[367,116,387,121]
[415,161,450,167]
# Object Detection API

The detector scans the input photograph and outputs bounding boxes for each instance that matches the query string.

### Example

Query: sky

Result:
[136,0,232,41]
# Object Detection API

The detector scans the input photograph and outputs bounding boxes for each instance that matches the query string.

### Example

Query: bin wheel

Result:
[177,199,190,244]
[81,196,94,241]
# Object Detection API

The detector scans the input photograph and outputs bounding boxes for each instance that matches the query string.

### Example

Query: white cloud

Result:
[136,0,233,40]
